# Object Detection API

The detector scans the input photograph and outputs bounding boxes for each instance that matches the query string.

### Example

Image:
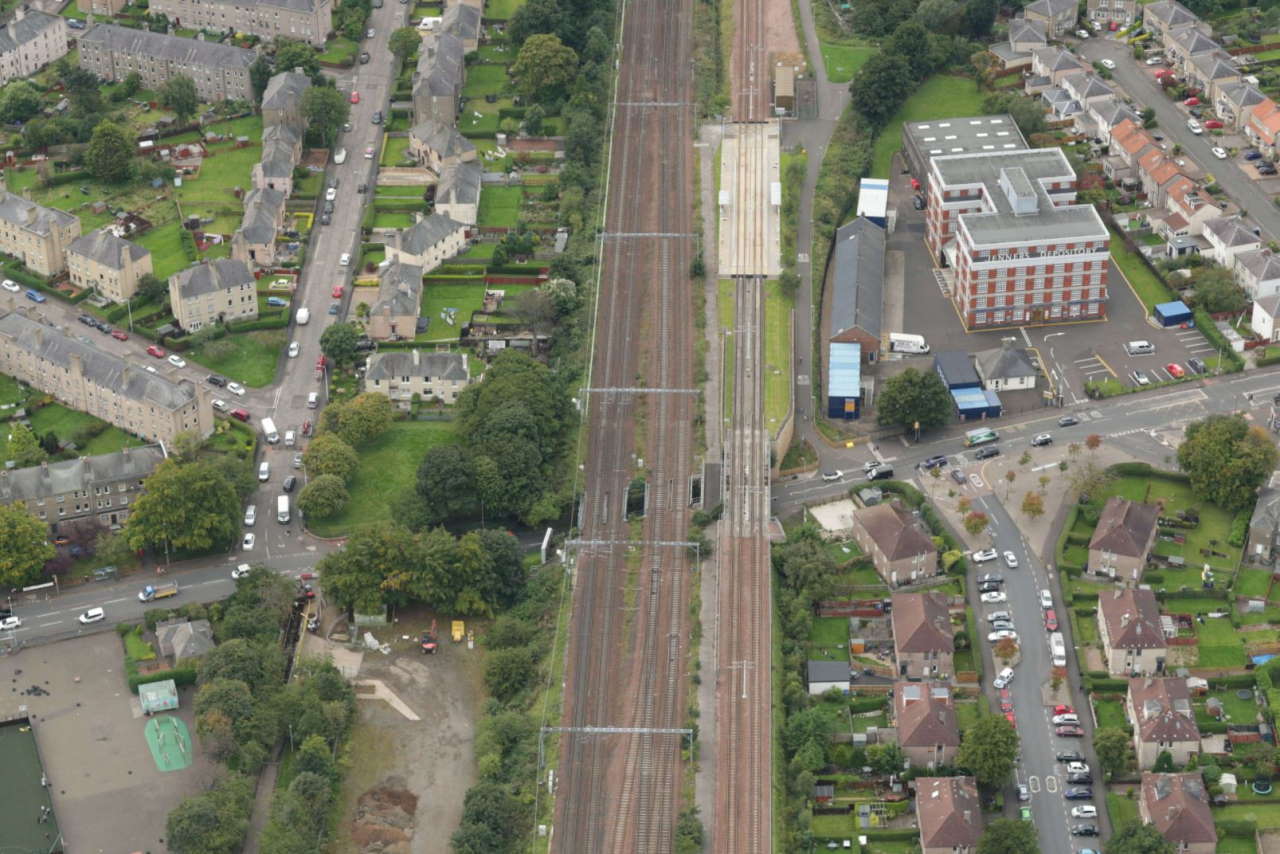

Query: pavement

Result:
[1076,35,1280,240]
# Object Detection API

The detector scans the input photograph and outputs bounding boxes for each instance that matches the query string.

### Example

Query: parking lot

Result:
[0,635,218,851]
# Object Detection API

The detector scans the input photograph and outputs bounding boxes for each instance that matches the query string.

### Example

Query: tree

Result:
[317,522,420,612]
[963,511,989,536]
[0,81,42,124]
[976,818,1038,854]
[297,474,349,519]
[160,75,200,124]
[6,422,46,467]
[319,321,361,367]
[1106,821,1176,854]
[249,56,273,104]
[59,62,103,115]
[414,444,476,524]
[199,638,283,692]
[1067,459,1113,501]
[85,120,135,183]
[994,636,1018,663]
[321,392,393,446]
[94,529,137,568]
[961,0,999,38]
[273,38,320,79]
[1092,726,1131,780]
[137,273,168,304]
[955,714,1019,789]
[850,53,914,127]
[484,646,535,701]
[524,102,546,135]
[302,86,350,148]
[301,433,359,482]
[1178,414,1279,512]
[0,504,55,588]
[124,460,241,559]
[1085,433,1102,452]
[865,742,905,775]
[1192,265,1249,313]
[389,26,421,61]
[875,367,953,431]
[1021,491,1044,520]
[166,773,255,854]
[1004,469,1017,498]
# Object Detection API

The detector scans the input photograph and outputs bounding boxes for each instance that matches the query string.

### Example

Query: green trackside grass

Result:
[870,76,985,178]
[307,421,459,536]
[821,43,876,84]
[764,280,792,437]
[1108,227,1174,311]
[188,330,287,388]
[476,185,523,227]
[719,279,736,420]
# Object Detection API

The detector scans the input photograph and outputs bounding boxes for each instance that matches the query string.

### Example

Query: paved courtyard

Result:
[0,635,219,852]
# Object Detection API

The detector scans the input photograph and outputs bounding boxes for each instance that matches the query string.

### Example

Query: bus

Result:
[964,428,999,447]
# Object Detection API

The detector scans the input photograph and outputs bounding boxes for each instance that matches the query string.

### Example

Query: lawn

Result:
[1238,568,1272,599]
[461,63,509,98]
[1109,227,1175,312]
[318,36,359,65]
[137,222,193,280]
[458,242,498,261]
[1216,836,1261,854]
[763,280,792,437]
[1092,695,1129,731]
[373,210,417,229]
[1107,791,1139,828]
[0,373,25,407]
[476,185,524,228]
[307,421,459,536]
[188,330,287,388]
[1216,802,1280,829]
[1,403,141,458]
[809,616,849,647]
[420,284,488,339]
[850,711,887,733]
[484,0,523,19]
[380,137,413,167]
[1203,689,1260,724]
[870,76,985,178]
[820,42,876,84]
[1101,474,1243,578]
[458,96,514,135]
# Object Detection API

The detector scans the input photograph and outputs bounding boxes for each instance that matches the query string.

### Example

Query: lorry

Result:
[138,581,179,602]
[1050,631,1067,668]
[261,417,279,444]
[277,495,290,524]
[296,307,310,325]
[889,333,930,355]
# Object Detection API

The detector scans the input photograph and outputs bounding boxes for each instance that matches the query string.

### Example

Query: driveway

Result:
[1077,37,1280,240]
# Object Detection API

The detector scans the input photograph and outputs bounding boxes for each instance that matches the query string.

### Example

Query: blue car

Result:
[25,289,46,303]
[1245,150,1263,161]
[266,296,288,307]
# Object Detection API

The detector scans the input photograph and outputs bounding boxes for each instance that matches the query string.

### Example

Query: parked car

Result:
[1131,369,1151,386]
[211,399,229,412]
[230,408,250,422]
[1018,785,1030,802]
[242,532,256,550]
[227,382,246,396]
[985,610,1011,623]
[1244,149,1263,160]
[339,253,352,266]
[1019,806,1032,821]
[1057,751,1084,763]
[283,476,297,493]
[987,629,1018,642]
[1053,713,1081,725]
[978,574,1003,585]
[979,582,1002,594]
[349,90,360,103]
[372,110,383,125]
[1166,362,1185,378]
[1058,414,1079,427]
[244,505,256,526]
[1056,724,1085,737]
[1066,761,1090,774]
[364,145,375,159]
[1030,433,1053,446]
[167,354,186,368]
[332,285,345,299]
[820,470,843,482]
[1071,824,1099,837]
[1075,28,1090,38]
[289,341,300,358]
[266,296,289,307]
[25,289,46,303]
[320,212,332,226]
[0,616,22,631]
[980,591,1008,604]
[1100,58,1115,69]
[1067,772,1093,785]
[1064,787,1094,801]
[1204,120,1223,129]
[974,445,1000,460]
[1186,118,1203,134]
[232,564,253,580]
[1144,56,1164,65]
[207,374,227,387]
[1259,163,1278,175]
[1187,357,1207,374]
[146,344,166,358]
[949,469,967,485]
[1212,146,1228,159]
[971,548,998,563]
[1071,806,1098,819]
[993,667,1014,689]
[360,51,371,63]
[919,454,948,469]
[988,619,1014,632]
[1,279,18,292]
[1044,609,1058,631]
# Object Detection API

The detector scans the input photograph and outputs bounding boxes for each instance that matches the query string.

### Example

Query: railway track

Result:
[550,0,695,847]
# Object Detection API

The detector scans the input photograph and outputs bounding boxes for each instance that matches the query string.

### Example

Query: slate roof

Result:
[0,10,63,55]
[397,213,467,257]
[830,216,884,341]
[81,24,256,71]
[0,311,197,411]
[891,592,953,655]
[373,259,424,317]
[441,1,481,42]
[414,30,465,98]
[1238,249,1280,283]
[0,444,165,503]
[156,618,216,662]
[437,159,482,207]
[1191,50,1239,82]
[1098,588,1167,651]
[1092,98,1141,129]
[1204,215,1259,248]
[1145,0,1202,31]
[894,683,959,749]
[855,502,935,561]
[1129,678,1199,745]
[807,660,850,686]
[1173,27,1218,57]
[1090,497,1160,558]
[261,70,310,115]
[172,257,255,298]
[68,229,149,271]
[237,186,286,245]
[0,192,77,235]
[1025,0,1077,16]
[1008,18,1046,45]
[1257,293,1280,318]
[933,351,981,388]
[974,342,1038,381]
[916,777,982,850]
[1063,72,1114,101]
[258,135,298,179]
[365,349,467,382]
[1141,773,1216,846]
[409,119,475,160]
[1219,82,1266,114]
[1033,46,1084,74]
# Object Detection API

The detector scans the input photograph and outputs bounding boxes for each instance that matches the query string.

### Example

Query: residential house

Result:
[155,618,216,664]
[1252,294,1280,344]
[412,30,465,125]
[1098,588,1167,676]
[1064,72,1115,110]
[0,8,68,86]
[1144,0,1210,49]
[260,70,310,130]
[1168,28,1221,78]
[1247,99,1280,156]
[0,444,166,531]
[441,0,481,52]
[1138,150,1186,209]
[825,216,884,358]
[916,777,982,854]
[1246,468,1280,563]
[807,660,850,695]
[433,160,482,225]
[231,186,286,269]
[168,258,258,332]
[1127,677,1200,769]
[1202,216,1261,268]
[363,349,473,407]
[850,501,937,587]
[82,0,128,15]
[66,228,152,303]
[990,18,1045,71]
[1187,50,1241,105]
[891,592,954,679]
[1027,47,1086,93]
[1138,773,1215,854]
[893,683,959,770]
[385,213,468,273]
[408,119,476,173]
[0,308,213,444]
[1089,496,1159,580]
[251,124,303,195]
[1023,0,1078,39]
[1087,0,1137,27]
[1106,118,1159,185]
[973,339,1038,390]
[363,258,424,341]
[150,0,331,46]
[1217,82,1267,132]
[0,191,81,276]
[79,24,256,102]
[1087,98,1142,147]
[1165,176,1223,236]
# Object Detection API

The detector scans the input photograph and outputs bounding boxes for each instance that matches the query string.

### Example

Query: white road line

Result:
[37,621,61,628]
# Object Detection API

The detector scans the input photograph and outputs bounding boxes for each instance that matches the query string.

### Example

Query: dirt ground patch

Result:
[766,0,800,56]
[333,609,486,854]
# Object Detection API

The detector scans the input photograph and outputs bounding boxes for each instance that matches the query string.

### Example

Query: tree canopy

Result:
[955,714,1019,789]
[876,367,953,431]
[302,86,350,148]
[1177,414,1279,511]
[160,74,199,123]
[1106,821,1176,854]
[301,433,359,482]
[389,26,421,61]
[319,392,393,447]
[976,818,1038,854]
[166,773,255,854]
[511,33,579,100]
[319,321,361,368]
[0,504,55,589]
[85,120,135,183]
[125,460,241,558]
[296,474,349,519]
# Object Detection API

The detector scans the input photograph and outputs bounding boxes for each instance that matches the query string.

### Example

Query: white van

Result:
[258,461,270,481]
[889,333,930,355]
[296,307,310,326]
[261,417,279,444]
[284,430,296,447]
[1125,340,1155,355]
[334,148,347,164]
[307,392,319,409]
[277,495,291,524]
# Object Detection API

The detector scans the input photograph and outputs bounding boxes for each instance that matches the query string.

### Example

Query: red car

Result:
[146,344,166,358]
[1053,704,1074,716]
[1044,609,1059,632]
[331,284,344,299]
[1166,362,1185,378]
[1056,725,1085,737]
[230,408,250,422]
[1184,97,1200,106]
[302,420,312,437]
[1000,699,1014,714]
[316,354,328,370]
[1203,120,1223,130]
[1005,712,1017,726]
[111,329,129,341]
[349,90,359,104]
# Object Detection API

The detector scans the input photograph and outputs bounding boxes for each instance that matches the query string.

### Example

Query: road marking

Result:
[104,597,129,605]
[37,621,61,628]
[1044,775,1059,793]
[1028,775,1041,793]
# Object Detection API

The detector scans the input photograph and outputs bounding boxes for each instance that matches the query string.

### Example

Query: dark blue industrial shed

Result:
[1154,300,1193,327]
[827,342,862,419]
[934,351,981,390]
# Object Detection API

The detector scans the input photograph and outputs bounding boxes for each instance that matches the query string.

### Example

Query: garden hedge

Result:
[129,665,198,693]
[1216,819,1258,837]
[1193,307,1244,372]
[848,696,888,714]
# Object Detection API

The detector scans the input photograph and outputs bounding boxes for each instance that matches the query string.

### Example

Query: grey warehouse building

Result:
[901,114,1028,191]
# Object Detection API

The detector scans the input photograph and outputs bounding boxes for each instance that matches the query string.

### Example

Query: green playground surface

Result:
[145,714,194,772]
[0,717,62,851]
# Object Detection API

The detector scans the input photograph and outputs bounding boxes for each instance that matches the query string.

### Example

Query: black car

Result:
[357,184,368,194]
[372,110,383,125]
[1187,357,1206,374]
[979,582,1001,594]
[866,465,894,481]
[1071,825,1099,837]
[978,574,1002,585]
[78,313,96,326]
[96,321,111,333]
[207,374,227,387]
[974,446,1000,460]
[355,337,376,352]
[320,212,332,226]
[1058,415,1079,427]
[283,476,297,493]
[919,454,948,469]
[1057,751,1084,762]
[949,469,966,485]
[1064,787,1093,800]
[1067,772,1093,785]
[323,200,335,214]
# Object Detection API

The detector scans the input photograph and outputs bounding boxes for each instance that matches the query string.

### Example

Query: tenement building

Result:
[0,191,81,277]
[0,309,213,444]
[0,8,68,86]
[150,0,331,47]
[67,228,153,302]
[79,24,256,102]
[0,444,167,531]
